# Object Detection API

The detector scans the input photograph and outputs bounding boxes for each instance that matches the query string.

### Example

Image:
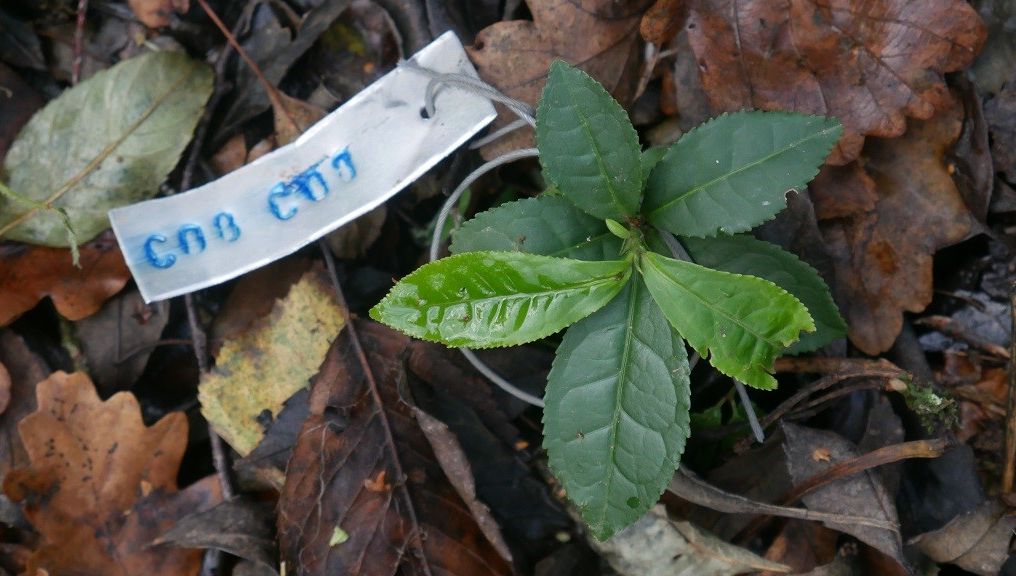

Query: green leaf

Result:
[644,111,842,238]
[536,61,642,220]
[641,146,667,187]
[682,234,846,354]
[449,195,620,260]
[0,50,213,246]
[369,251,631,348]
[544,277,690,540]
[640,251,814,390]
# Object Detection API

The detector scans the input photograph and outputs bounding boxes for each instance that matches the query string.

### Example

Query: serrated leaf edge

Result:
[684,234,847,353]
[369,251,631,349]
[537,61,642,218]
[646,110,843,239]
[641,251,815,389]
[543,278,690,540]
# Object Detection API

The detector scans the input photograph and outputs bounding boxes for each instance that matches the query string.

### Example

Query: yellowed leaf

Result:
[199,266,345,455]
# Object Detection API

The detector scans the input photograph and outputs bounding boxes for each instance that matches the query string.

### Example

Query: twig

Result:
[1002,283,1016,493]
[181,0,249,190]
[183,293,234,498]
[788,380,888,417]
[736,438,951,543]
[773,357,902,376]
[915,315,1010,359]
[668,469,897,531]
[318,239,432,574]
[72,0,89,84]
[776,438,951,506]
[734,363,906,453]
[193,0,299,135]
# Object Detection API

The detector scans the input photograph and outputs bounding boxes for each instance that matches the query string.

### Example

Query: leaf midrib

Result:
[644,254,782,348]
[0,63,197,237]
[647,124,839,219]
[422,268,626,309]
[595,279,641,534]
[565,83,631,217]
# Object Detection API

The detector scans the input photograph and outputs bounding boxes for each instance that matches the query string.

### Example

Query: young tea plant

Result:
[370,61,847,540]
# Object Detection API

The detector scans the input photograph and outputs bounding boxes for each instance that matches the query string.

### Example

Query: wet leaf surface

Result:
[277,321,512,575]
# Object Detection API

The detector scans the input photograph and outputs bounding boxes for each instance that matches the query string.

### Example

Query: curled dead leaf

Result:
[640,0,687,45]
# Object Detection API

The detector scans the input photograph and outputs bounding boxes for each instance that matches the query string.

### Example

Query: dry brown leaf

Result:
[278,322,512,575]
[0,331,47,481]
[74,288,170,395]
[0,63,42,162]
[912,499,1016,576]
[640,0,687,45]
[761,521,839,575]
[0,231,130,326]
[273,93,327,148]
[0,362,9,417]
[781,422,904,567]
[468,0,653,157]
[685,0,986,164]
[810,163,877,220]
[818,97,977,354]
[128,0,190,28]
[3,372,221,576]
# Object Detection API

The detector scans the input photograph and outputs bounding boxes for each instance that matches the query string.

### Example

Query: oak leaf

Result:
[468,0,653,157]
[816,96,977,354]
[278,322,512,575]
[3,371,221,576]
[0,231,130,326]
[684,0,986,164]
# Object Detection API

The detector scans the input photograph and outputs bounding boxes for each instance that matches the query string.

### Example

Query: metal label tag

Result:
[109,32,496,302]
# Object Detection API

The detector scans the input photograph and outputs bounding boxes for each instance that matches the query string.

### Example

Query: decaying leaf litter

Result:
[0,0,1013,575]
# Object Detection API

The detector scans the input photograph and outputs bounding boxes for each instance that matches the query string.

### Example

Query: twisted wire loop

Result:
[410,63,765,437]
[405,60,545,407]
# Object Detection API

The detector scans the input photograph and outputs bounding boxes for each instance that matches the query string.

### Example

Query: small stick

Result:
[734,367,903,453]
[774,356,902,376]
[736,438,951,543]
[669,469,897,531]
[915,315,1010,359]
[193,0,299,135]
[1002,283,1016,493]
[72,0,89,84]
